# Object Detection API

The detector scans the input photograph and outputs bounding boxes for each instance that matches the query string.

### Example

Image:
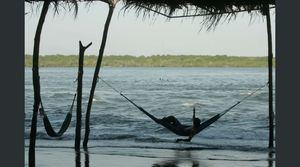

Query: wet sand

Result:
[24,147,275,167]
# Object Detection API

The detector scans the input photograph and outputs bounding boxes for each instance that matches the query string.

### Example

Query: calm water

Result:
[25,67,275,151]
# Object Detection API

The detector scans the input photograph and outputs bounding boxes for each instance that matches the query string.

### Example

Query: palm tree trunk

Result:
[75,41,92,151]
[29,1,50,167]
[265,5,274,149]
[83,4,115,147]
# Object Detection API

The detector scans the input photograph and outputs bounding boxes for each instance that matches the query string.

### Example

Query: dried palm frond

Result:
[25,0,81,16]
[122,0,275,29]
[25,0,275,29]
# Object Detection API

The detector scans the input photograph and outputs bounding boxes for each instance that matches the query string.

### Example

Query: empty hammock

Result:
[40,93,76,137]
[100,78,267,137]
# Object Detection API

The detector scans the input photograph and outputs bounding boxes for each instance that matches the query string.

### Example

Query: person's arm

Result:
[192,107,196,125]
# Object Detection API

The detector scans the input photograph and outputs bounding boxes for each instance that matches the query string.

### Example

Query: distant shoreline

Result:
[25,55,275,67]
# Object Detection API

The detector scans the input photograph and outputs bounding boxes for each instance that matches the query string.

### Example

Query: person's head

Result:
[193,118,201,127]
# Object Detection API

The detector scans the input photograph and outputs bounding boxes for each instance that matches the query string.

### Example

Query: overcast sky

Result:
[25,2,275,57]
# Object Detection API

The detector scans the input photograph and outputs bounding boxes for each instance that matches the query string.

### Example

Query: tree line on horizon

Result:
[25,54,275,67]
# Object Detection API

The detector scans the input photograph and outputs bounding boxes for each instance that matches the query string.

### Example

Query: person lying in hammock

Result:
[160,107,201,142]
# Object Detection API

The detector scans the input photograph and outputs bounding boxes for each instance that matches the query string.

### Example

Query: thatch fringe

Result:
[122,0,275,14]
[121,0,275,29]
[26,0,81,16]
[26,0,275,27]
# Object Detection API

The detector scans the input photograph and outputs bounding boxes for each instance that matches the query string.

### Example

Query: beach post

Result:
[75,41,92,151]
[264,4,275,149]
[29,1,50,166]
[83,0,119,147]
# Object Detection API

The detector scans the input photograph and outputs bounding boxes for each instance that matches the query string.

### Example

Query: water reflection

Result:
[84,148,90,167]
[75,148,90,167]
[152,150,204,167]
[152,150,275,167]
[75,151,81,167]
[268,151,275,167]
[73,148,275,167]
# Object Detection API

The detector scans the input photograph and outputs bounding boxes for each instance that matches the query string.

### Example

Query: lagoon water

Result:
[25,67,275,166]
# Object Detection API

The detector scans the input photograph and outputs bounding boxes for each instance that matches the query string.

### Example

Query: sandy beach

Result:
[24,146,275,167]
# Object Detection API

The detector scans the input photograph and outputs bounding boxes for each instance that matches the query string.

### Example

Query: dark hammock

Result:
[101,78,267,137]
[40,93,76,137]
[120,93,239,136]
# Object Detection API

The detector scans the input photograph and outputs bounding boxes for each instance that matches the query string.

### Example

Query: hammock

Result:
[40,93,77,137]
[121,92,242,136]
[100,77,267,137]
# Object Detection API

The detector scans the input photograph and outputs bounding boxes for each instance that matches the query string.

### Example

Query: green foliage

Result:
[25,55,275,67]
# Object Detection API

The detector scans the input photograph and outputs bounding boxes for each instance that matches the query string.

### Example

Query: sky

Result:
[25,2,275,57]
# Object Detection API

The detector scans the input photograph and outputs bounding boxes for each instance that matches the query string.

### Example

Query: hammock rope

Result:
[99,77,160,123]
[40,93,77,137]
[195,82,268,133]
[219,82,269,117]
[100,77,268,136]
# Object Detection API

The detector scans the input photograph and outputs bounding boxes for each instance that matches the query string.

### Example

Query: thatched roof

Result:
[25,0,275,14]
[123,0,275,13]
[26,0,275,29]
[122,0,275,29]
[25,0,80,14]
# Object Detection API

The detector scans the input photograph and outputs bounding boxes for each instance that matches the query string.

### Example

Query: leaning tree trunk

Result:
[265,5,274,149]
[83,4,115,147]
[29,1,50,166]
[75,41,92,151]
